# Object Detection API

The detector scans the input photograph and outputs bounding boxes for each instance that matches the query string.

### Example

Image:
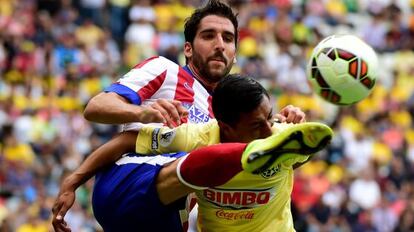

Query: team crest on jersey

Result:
[159,130,176,147]
[260,164,281,179]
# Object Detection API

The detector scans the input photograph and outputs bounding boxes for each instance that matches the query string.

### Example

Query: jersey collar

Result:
[183,65,214,94]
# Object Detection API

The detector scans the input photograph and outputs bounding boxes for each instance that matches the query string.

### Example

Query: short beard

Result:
[192,51,232,84]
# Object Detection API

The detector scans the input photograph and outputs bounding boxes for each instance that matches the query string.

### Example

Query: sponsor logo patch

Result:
[159,130,176,147]
[187,105,210,123]
[151,128,160,150]
[215,209,255,220]
[202,187,276,209]
[184,82,193,92]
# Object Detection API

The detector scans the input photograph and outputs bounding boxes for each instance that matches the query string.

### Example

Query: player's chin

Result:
[209,65,230,77]
[208,69,228,82]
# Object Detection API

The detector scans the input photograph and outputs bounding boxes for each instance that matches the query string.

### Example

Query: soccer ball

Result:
[307,34,378,105]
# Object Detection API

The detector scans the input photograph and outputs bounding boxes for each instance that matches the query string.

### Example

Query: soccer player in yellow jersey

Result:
[132,84,332,231]
[53,74,332,232]
[133,119,331,232]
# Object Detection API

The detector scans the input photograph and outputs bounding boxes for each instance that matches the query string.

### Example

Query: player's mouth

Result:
[209,56,227,65]
[210,60,225,66]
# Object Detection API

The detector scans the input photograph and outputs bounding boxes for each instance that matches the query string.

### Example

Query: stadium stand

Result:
[1,0,414,231]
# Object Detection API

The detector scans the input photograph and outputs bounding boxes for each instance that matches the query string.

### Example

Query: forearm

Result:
[156,159,194,205]
[84,92,144,124]
[136,124,193,155]
[63,131,138,190]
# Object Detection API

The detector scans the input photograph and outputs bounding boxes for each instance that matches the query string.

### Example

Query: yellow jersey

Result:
[136,120,308,231]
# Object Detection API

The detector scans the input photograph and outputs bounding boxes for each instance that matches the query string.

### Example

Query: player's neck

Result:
[187,63,217,92]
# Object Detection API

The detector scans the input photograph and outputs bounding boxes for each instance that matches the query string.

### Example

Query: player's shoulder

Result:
[203,119,219,131]
[169,120,217,134]
[135,56,180,70]
[158,56,180,66]
[172,120,218,141]
[191,120,220,144]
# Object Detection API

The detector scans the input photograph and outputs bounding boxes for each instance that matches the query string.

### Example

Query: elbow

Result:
[83,92,127,123]
[83,105,95,121]
[83,107,92,121]
[83,97,100,121]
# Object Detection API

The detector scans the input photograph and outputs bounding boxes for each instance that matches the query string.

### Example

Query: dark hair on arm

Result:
[212,74,269,125]
[184,0,238,45]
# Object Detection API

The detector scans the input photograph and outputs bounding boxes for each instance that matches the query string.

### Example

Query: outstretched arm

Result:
[135,122,209,155]
[52,120,209,231]
[84,92,188,128]
[52,131,137,232]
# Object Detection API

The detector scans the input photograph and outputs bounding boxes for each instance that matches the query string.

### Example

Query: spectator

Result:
[0,0,414,230]
[349,166,381,210]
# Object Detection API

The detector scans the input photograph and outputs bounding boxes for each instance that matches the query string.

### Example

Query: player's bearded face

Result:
[192,50,232,83]
[188,15,236,84]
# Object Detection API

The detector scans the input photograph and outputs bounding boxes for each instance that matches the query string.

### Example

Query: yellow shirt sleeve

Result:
[135,120,220,155]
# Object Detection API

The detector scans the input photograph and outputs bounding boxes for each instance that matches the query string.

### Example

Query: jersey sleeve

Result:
[104,56,168,105]
[135,123,205,155]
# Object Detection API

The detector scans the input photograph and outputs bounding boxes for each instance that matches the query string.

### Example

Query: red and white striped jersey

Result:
[105,56,214,130]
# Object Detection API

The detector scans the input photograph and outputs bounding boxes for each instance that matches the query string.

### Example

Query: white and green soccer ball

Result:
[307,34,379,105]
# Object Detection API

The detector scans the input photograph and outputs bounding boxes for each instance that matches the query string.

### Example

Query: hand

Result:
[52,183,76,232]
[140,99,188,128]
[275,105,306,124]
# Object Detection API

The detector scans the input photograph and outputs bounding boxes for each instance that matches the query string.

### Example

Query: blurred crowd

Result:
[1,0,414,231]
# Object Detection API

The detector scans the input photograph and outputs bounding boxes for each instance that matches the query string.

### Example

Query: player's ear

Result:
[218,120,236,141]
[184,42,193,59]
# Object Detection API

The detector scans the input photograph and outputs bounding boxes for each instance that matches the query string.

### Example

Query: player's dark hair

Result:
[184,0,238,45]
[212,74,269,125]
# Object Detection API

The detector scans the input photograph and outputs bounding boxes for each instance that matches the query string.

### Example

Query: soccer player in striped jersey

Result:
[83,0,239,130]
[53,1,308,231]
[55,2,237,230]
[53,75,331,232]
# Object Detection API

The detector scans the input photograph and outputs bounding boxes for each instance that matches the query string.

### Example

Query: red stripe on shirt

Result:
[137,70,167,101]
[207,95,214,118]
[133,56,159,69]
[174,67,195,105]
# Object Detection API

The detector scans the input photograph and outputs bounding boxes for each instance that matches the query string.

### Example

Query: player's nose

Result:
[261,122,273,138]
[214,35,225,51]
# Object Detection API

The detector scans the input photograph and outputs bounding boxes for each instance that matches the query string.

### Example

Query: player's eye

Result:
[202,33,215,40]
[223,34,234,43]
[251,123,261,130]
[267,115,274,126]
